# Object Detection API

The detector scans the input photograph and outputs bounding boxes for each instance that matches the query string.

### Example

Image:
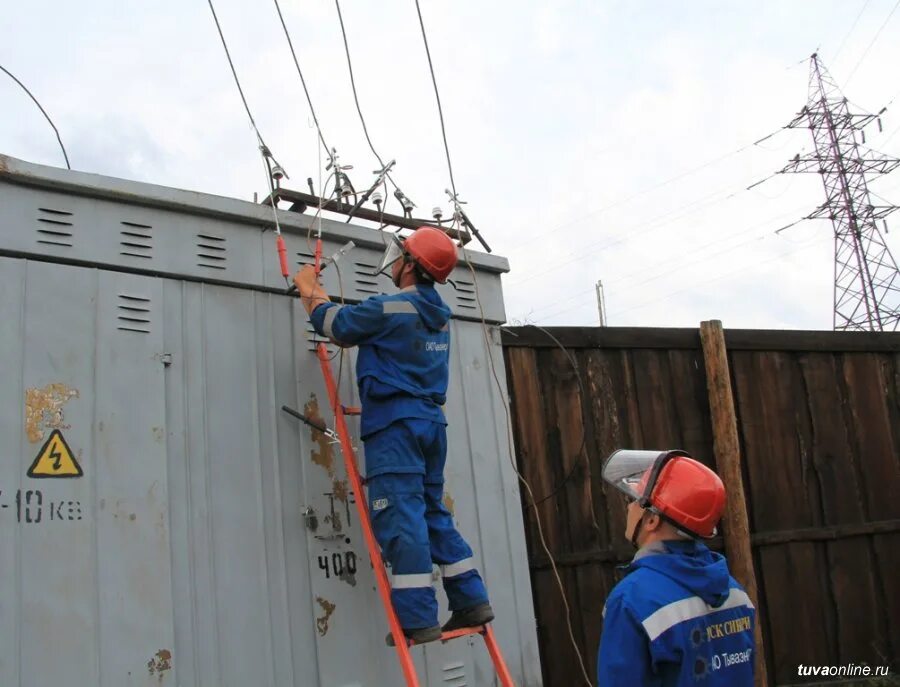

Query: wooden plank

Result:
[531,568,579,687]
[700,321,767,687]
[631,348,683,447]
[503,347,561,556]
[799,352,883,667]
[666,348,716,465]
[751,519,900,546]
[529,519,900,568]
[731,349,834,684]
[501,326,900,352]
[582,349,631,550]
[501,326,701,349]
[838,353,900,665]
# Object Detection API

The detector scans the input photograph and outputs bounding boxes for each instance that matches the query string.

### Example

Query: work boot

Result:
[441,603,495,632]
[385,625,442,647]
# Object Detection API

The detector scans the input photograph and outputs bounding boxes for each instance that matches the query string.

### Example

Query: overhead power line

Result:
[831,0,874,67]
[413,0,458,198]
[1,63,70,170]
[333,0,399,192]
[272,0,330,154]
[504,126,789,257]
[206,0,270,152]
[844,0,900,87]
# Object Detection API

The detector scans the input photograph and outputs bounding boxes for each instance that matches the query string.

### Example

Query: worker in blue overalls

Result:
[293,226,493,644]
[598,450,755,686]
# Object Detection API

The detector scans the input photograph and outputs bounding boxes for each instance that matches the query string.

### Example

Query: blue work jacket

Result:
[310,284,451,439]
[598,540,755,687]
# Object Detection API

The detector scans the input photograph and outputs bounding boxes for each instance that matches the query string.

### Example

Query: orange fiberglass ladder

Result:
[286,342,516,687]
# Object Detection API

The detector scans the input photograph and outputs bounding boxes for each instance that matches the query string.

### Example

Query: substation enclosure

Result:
[0,155,542,686]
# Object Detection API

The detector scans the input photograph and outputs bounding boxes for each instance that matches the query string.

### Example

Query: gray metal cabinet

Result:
[0,154,542,686]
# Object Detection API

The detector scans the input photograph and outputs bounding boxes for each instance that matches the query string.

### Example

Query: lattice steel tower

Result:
[780,53,900,331]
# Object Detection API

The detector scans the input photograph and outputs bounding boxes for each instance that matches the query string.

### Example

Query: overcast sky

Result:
[3,0,900,329]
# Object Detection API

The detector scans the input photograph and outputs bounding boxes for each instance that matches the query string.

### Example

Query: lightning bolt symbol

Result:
[50,441,63,470]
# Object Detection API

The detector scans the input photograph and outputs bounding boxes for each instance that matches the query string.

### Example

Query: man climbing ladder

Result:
[293,226,495,644]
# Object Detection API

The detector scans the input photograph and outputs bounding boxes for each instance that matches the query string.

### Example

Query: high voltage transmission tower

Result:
[778,53,900,331]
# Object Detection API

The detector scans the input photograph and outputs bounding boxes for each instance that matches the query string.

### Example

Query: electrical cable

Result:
[831,0,874,67]
[503,126,791,257]
[522,324,598,512]
[528,202,812,323]
[272,0,330,154]
[506,169,768,289]
[0,63,70,170]
[333,0,400,193]
[605,237,822,320]
[411,6,591,678]
[844,0,900,87]
[413,0,458,199]
[458,243,594,687]
[206,0,272,153]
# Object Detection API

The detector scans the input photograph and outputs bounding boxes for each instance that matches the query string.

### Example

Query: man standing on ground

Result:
[598,449,755,686]
[293,226,493,645]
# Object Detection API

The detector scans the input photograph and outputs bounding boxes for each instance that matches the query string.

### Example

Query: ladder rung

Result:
[342,405,362,415]
[403,625,486,647]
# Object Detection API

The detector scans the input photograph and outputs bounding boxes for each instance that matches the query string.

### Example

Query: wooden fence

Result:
[502,325,900,686]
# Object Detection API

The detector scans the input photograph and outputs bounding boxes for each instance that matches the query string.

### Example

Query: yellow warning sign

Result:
[27,429,83,478]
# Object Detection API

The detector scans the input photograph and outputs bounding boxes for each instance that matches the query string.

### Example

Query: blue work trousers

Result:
[364,418,489,629]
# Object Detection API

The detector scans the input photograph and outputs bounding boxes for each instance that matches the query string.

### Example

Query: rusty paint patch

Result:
[443,490,455,516]
[316,596,336,636]
[25,383,79,444]
[305,394,335,477]
[147,649,172,678]
[332,478,349,503]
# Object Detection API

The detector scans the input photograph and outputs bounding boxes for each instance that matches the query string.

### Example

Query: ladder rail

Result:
[316,344,421,685]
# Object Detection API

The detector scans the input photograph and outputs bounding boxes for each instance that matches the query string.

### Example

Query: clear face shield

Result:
[601,449,690,504]
[375,235,406,277]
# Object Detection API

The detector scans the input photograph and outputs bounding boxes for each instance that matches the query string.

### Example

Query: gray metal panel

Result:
[94,270,176,684]
[0,257,27,687]
[0,154,509,324]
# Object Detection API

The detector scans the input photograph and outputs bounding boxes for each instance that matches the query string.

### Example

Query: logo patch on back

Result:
[372,498,389,511]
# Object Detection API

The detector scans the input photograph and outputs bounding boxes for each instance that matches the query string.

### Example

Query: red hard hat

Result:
[642,456,726,538]
[602,450,726,539]
[404,226,458,283]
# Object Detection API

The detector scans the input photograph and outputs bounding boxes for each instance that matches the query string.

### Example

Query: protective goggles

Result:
[601,449,691,507]
[375,235,407,276]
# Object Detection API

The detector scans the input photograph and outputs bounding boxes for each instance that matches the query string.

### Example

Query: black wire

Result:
[831,0,874,67]
[524,324,593,508]
[272,0,330,154]
[844,0,900,87]
[413,0,458,198]
[1,64,70,170]
[205,0,270,152]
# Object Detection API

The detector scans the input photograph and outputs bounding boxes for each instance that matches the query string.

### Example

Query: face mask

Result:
[376,235,405,277]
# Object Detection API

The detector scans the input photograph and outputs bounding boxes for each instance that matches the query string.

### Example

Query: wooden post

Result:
[699,320,769,687]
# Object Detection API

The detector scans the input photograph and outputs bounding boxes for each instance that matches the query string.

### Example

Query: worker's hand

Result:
[293,265,319,298]
[293,265,331,316]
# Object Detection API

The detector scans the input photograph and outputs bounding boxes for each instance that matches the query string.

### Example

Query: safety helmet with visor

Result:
[375,226,458,284]
[602,449,726,541]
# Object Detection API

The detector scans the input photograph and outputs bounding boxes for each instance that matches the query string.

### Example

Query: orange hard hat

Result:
[403,226,458,283]
[603,450,726,538]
